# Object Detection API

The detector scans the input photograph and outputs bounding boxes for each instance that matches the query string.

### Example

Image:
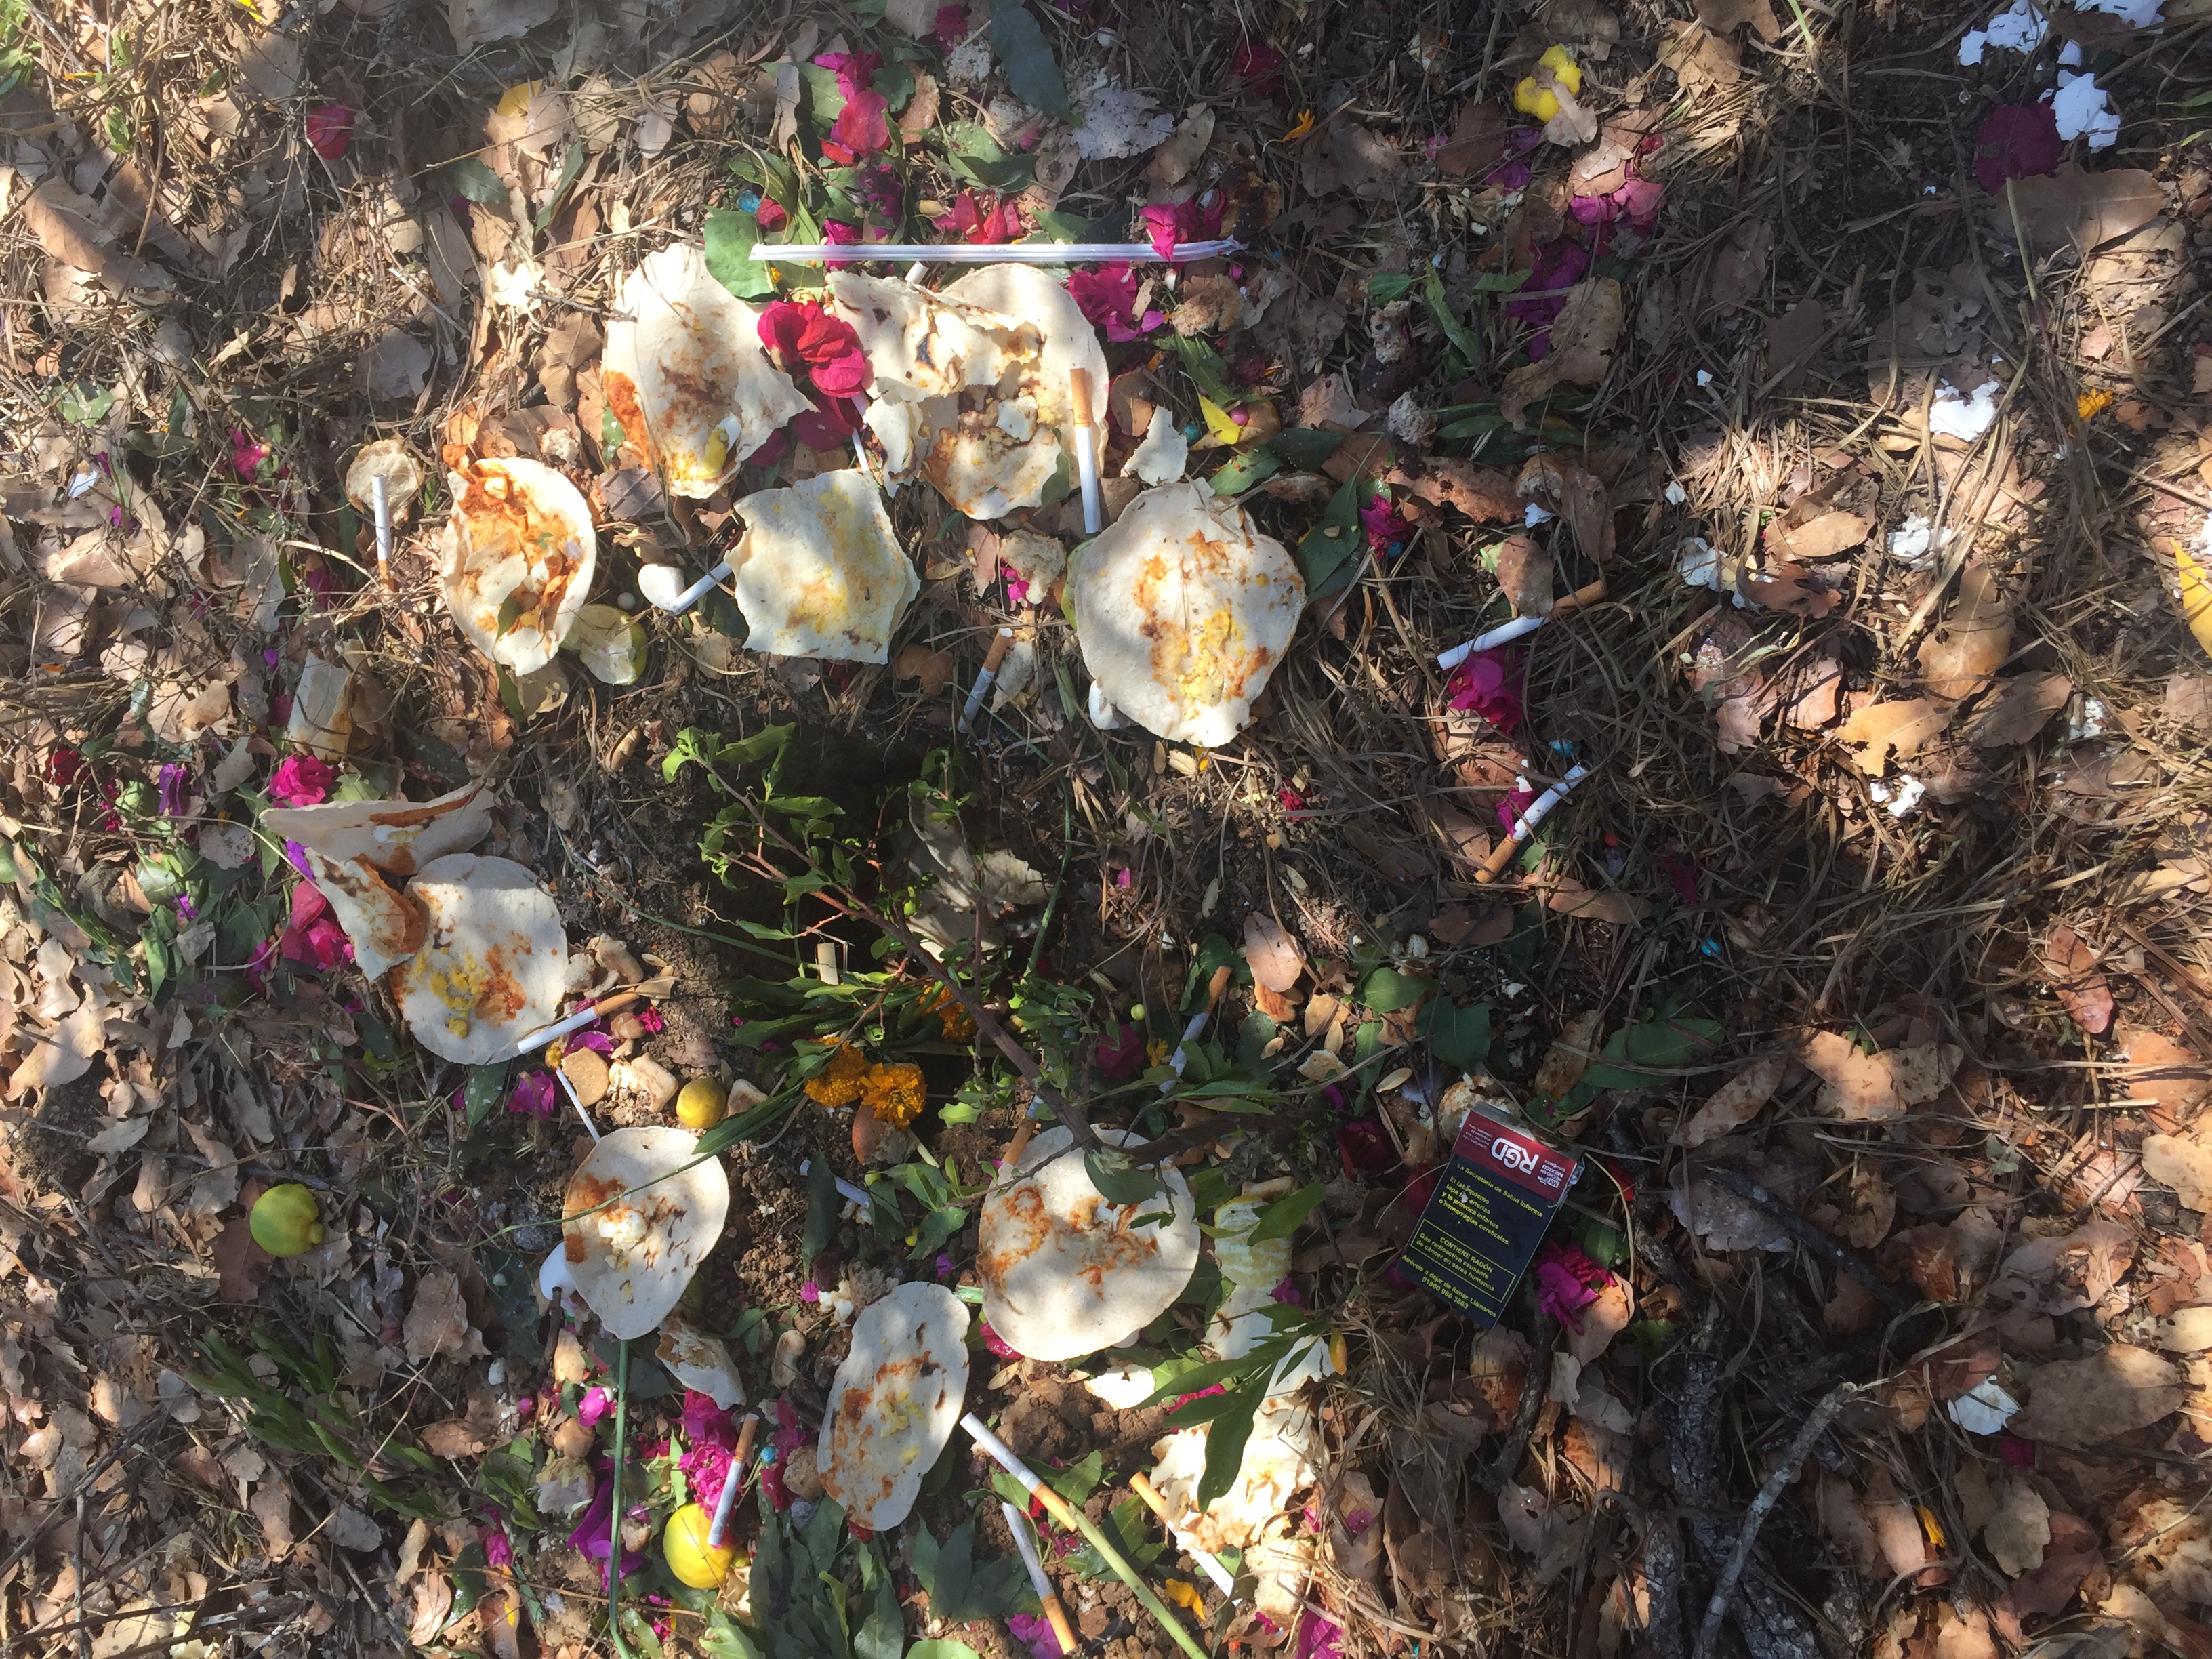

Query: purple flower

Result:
[1975,102,2062,194]
[283,840,313,878]
[935,1252,958,1279]
[269,754,335,806]
[636,1008,665,1034]
[231,429,270,482]
[680,1390,739,1508]
[1496,783,1538,834]
[174,894,199,923]
[157,764,190,818]
[1445,649,1525,734]
[1007,1613,1060,1659]
[800,1279,821,1305]
[508,1071,559,1120]
[566,1463,646,1588]
[482,1524,513,1572]
[578,1386,613,1427]
[1533,1242,1610,1328]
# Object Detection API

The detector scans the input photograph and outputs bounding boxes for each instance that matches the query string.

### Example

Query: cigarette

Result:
[1165,965,1234,1088]
[1128,1473,1237,1597]
[904,261,929,284]
[508,990,643,1061]
[706,1413,759,1549]
[651,559,734,615]
[554,1066,601,1145]
[754,240,1242,265]
[958,627,1015,734]
[371,472,393,586]
[1475,762,1592,885]
[1436,577,1608,671]
[1070,368,1102,537]
[1002,1501,1078,1656]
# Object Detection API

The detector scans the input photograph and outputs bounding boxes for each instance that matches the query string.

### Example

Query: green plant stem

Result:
[1040,1488,1209,1659]
[608,1339,635,1659]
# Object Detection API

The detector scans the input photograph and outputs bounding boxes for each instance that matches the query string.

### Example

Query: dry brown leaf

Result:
[448,0,556,45]
[1919,565,2012,705]
[1147,104,1215,186]
[1567,1277,1633,1365]
[1968,671,2072,748]
[1836,698,1948,774]
[1705,218,1772,313]
[403,1270,489,1363]
[1797,1030,1959,1120]
[1544,878,1650,927]
[2164,674,2212,729]
[1531,1011,1603,1099]
[1769,510,1868,562]
[1994,164,2165,253]
[1818,1469,1886,1575]
[1518,455,1614,563]
[2008,1346,2185,1448]
[211,1216,271,1305]
[22,181,171,293]
[1500,279,1624,426]
[2041,924,2114,1035]
[420,1420,490,1459]
[1696,0,1782,37]
[1435,102,1508,177]
[1298,373,1366,431]
[1495,534,1553,616]
[1300,120,1407,199]
[1658,20,1742,93]
[408,1573,456,1647]
[900,72,941,138]
[1242,911,1307,993]
[1387,457,1518,522]
[251,1483,295,1561]
[1863,1467,1934,1580]
[1934,1603,1999,1659]
[2000,1511,2102,1620]
[893,644,956,695]
[2116,1028,2209,1126]
[1683,1053,1788,1147]
[1429,904,1513,948]
[1985,1478,2052,1577]
[2142,1131,2212,1211]
[1765,295,1826,390]
[1741,562,1838,617]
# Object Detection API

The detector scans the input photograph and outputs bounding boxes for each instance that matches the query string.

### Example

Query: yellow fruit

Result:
[249,1184,325,1258]
[663,1502,736,1588]
[675,1078,727,1131]
[1513,45,1582,121]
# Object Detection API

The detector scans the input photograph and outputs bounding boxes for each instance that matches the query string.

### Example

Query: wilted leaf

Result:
[1741,562,1837,617]
[1147,104,1214,186]
[1500,279,1624,424]
[1933,1603,1999,1659]
[403,1271,489,1362]
[2041,924,2113,1035]
[1518,455,1613,564]
[1704,218,1772,313]
[1993,163,2165,253]
[1495,534,1553,616]
[1797,1031,1959,1120]
[894,644,956,695]
[1530,1011,1602,1099]
[989,0,1072,121]
[1300,120,1407,199]
[366,329,432,401]
[1968,672,2072,747]
[1242,911,1306,993]
[1435,102,1507,177]
[2141,1130,2212,1210]
[421,1420,489,1458]
[1544,878,1649,926]
[1765,295,1826,390]
[1919,565,2012,705]
[1658,20,1742,93]
[212,1216,271,1304]
[2007,1345,2185,1448]
[1683,1053,1788,1147]
[1768,510,1868,562]
[251,1483,295,1560]
[1984,1479,2051,1576]
[1836,699,1947,774]
[1696,0,1782,39]
[1387,457,1519,522]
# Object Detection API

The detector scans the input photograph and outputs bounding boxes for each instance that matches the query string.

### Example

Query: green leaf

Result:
[703,209,776,300]
[1269,427,1345,469]
[1294,476,1365,596]
[1365,272,1412,303]
[1245,1181,1324,1244]
[1195,1385,1264,1509]
[1579,1015,1725,1091]
[534,140,586,230]
[1359,964,1429,1015]
[798,62,846,125]
[702,1610,766,1659]
[58,383,114,425]
[909,1645,987,1659]
[463,1065,508,1132]
[987,0,1071,120]
[909,1520,1036,1622]
[1186,1166,1234,1216]
[1165,335,1235,406]
[1474,268,1532,292]
[1065,1496,1166,1580]
[1084,1147,1163,1206]
[1423,267,1483,374]
[1042,1449,1103,1504]
[1209,447,1282,497]
[445,155,509,205]
[1422,998,1493,1073]
[802,1154,838,1265]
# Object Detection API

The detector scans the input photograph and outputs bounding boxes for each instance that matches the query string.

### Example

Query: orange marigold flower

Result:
[804,1042,870,1107]
[924,984,977,1041]
[860,1062,926,1129]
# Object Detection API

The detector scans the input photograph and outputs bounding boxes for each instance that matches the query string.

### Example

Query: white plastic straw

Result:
[963,1412,1039,1492]
[754,240,1241,264]
[647,559,732,616]
[798,1159,873,1209]
[1163,1010,1210,1089]
[371,473,392,581]
[1437,611,1544,671]
[554,1066,601,1145]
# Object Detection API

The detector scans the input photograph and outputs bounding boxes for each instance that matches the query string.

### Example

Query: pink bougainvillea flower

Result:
[636,1006,665,1034]
[1278,786,1305,812]
[933,190,1023,244]
[755,196,789,232]
[578,1386,613,1427]
[1337,1118,1396,1178]
[270,754,335,806]
[815,49,883,101]
[230,428,270,481]
[680,1390,739,1509]
[1093,1023,1146,1080]
[279,880,353,972]
[1139,194,1224,260]
[817,53,892,167]
[758,300,870,399]
[567,1461,645,1587]
[933,2,969,44]
[1445,649,1524,734]
[1496,783,1538,834]
[1006,1614,1061,1659]
[481,1524,514,1572]
[979,1321,1020,1359]
[1361,494,1414,556]
[1534,1241,1610,1328]
[853,163,905,222]
[1974,102,2062,194]
[1509,239,1593,359]
[306,102,354,161]
[1231,39,1288,96]
[1295,1609,1346,1659]
[1069,263,1162,341]
[508,1071,559,1120]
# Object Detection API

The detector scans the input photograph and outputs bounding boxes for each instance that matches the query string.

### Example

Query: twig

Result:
[1689,1382,1856,1659]
[1704,1168,1908,1315]
[0,1404,170,1590]
[1479,1310,1557,1494]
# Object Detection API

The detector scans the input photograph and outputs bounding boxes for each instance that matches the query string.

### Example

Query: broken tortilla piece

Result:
[605,243,811,498]
[1071,482,1303,747]
[727,469,919,662]
[657,1311,747,1409]
[978,1126,1199,1361]
[561,1126,731,1342]
[1151,1393,1322,1561]
[260,783,491,878]
[299,850,424,981]
[441,457,597,675]
[820,1282,970,1530]
[828,270,1038,403]
[394,853,567,1065]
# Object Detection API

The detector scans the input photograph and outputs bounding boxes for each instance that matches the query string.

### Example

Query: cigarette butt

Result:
[1553,575,1608,617]
[1069,367,1094,429]
[983,627,1015,673]
[958,628,1016,734]
[1473,835,1519,885]
[1003,1114,1038,1169]
[1042,1595,1079,1656]
[1204,964,1233,1010]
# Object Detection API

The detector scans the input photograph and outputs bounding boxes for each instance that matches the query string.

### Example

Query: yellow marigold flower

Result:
[924,984,977,1041]
[860,1062,926,1129]
[1282,110,1315,142]
[2077,388,2114,422]
[804,1042,870,1107]
[1146,1038,1172,1069]
[1162,1579,1206,1618]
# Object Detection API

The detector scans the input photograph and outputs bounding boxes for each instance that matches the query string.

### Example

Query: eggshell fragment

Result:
[1071,482,1303,747]
[394,853,567,1065]
[819,1282,970,1530]
[442,457,597,674]
[560,1126,731,1341]
[728,469,918,662]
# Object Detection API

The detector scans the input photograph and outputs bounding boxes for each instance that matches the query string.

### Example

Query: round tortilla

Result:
[1071,482,1303,747]
[605,244,811,499]
[728,468,918,662]
[821,1282,970,1530]
[978,1126,1198,1361]
[394,853,567,1065]
[441,457,597,675]
[561,1127,731,1341]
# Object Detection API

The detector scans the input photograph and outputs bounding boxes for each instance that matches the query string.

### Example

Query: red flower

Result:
[1360,494,1414,556]
[1496,783,1538,835]
[933,190,1023,244]
[933,2,969,44]
[279,880,353,972]
[1068,264,1163,342]
[1533,1242,1610,1328]
[823,89,892,165]
[43,748,83,788]
[1093,1023,1146,1080]
[1974,102,2062,194]
[757,301,870,399]
[1138,194,1225,260]
[1337,1118,1397,1178]
[755,197,788,232]
[1231,40,1288,97]
[813,49,883,101]
[1445,649,1524,735]
[306,103,354,161]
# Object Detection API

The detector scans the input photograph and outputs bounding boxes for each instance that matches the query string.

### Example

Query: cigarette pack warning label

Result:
[1399,1109,1578,1328]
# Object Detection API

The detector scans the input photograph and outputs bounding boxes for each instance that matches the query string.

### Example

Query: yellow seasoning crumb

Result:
[1163,1579,1206,1617]
[1513,45,1582,122]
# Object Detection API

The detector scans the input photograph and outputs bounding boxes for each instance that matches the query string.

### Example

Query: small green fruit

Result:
[250,1184,325,1257]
